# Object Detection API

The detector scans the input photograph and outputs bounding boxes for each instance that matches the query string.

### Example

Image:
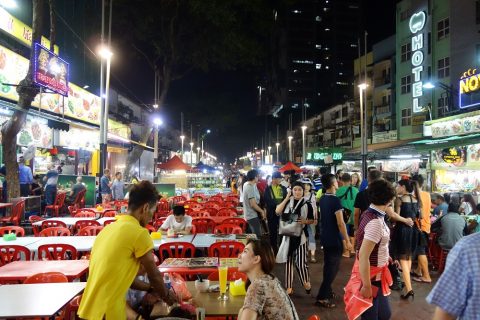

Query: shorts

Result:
[347,224,355,237]
[415,231,429,255]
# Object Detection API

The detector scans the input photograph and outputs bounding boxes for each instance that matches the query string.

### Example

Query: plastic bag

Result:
[170,273,192,301]
[276,237,290,264]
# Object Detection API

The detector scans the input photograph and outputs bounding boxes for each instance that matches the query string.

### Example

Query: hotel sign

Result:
[409,11,426,113]
[459,68,480,109]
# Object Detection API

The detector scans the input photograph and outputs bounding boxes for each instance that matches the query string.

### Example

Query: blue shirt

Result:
[427,233,480,319]
[359,179,368,192]
[45,170,58,186]
[313,177,322,192]
[319,193,343,248]
[18,164,33,184]
[433,202,448,216]
[100,175,111,195]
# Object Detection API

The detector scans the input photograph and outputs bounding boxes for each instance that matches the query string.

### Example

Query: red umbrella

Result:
[278,162,302,173]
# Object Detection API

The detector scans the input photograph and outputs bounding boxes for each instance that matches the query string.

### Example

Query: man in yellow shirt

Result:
[78,181,176,319]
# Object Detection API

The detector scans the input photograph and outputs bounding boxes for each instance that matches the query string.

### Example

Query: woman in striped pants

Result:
[276,181,316,295]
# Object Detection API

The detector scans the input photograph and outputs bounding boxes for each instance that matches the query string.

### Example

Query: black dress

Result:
[391,195,419,260]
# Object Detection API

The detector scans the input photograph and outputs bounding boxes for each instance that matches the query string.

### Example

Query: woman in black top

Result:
[276,181,315,295]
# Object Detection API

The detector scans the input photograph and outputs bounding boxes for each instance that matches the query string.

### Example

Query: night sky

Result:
[110,1,397,162]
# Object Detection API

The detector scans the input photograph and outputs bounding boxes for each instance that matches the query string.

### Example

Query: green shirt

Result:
[271,185,284,204]
[336,185,359,225]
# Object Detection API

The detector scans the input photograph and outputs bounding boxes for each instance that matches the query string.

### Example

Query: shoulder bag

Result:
[279,199,304,237]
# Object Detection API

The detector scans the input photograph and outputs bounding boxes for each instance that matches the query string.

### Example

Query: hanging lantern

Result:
[49,147,58,155]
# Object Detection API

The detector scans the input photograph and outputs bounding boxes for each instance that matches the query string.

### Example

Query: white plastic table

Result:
[0,237,42,247]
[153,234,195,249]
[191,234,237,248]
[25,236,97,256]
[32,217,96,227]
[96,217,116,225]
[0,282,86,318]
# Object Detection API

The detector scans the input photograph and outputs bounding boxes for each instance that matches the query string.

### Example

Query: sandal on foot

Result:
[316,299,336,308]
[412,276,432,283]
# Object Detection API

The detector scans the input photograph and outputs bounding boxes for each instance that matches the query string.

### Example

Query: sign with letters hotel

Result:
[409,11,426,113]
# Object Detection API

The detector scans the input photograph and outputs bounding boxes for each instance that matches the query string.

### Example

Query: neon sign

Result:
[33,43,69,96]
[409,11,426,113]
[459,68,480,108]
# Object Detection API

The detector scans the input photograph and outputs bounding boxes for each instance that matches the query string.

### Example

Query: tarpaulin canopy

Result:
[195,161,216,172]
[157,155,191,171]
[278,162,302,173]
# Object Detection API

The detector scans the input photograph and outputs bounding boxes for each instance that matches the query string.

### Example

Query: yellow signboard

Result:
[0,8,59,54]
[0,44,100,125]
[108,119,131,140]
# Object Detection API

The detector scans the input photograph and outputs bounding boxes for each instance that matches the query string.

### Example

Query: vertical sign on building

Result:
[409,11,426,113]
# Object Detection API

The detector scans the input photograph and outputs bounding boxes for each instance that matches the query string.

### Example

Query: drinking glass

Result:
[218,266,229,301]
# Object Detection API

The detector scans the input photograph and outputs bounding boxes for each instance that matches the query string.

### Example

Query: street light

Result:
[358,83,368,178]
[189,142,194,165]
[98,46,113,177]
[180,135,185,159]
[268,146,272,164]
[197,147,200,162]
[301,125,307,165]
[261,149,265,166]
[275,142,280,163]
[201,129,211,155]
[288,135,293,162]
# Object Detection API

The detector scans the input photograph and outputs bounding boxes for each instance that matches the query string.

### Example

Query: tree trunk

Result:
[1,0,44,200]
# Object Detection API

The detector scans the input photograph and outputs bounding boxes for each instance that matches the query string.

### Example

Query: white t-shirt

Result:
[160,215,193,232]
[460,202,473,215]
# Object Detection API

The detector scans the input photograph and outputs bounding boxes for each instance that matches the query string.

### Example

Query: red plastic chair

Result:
[73,219,100,235]
[207,269,247,282]
[0,200,25,226]
[0,226,25,237]
[221,218,247,233]
[217,208,237,217]
[0,245,31,266]
[158,242,196,262]
[60,294,82,320]
[153,217,168,230]
[41,219,68,230]
[208,241,245,258]
[190,211,210,218]
[223,200,237,208]
[103,210,117,217]
[192,218,216,233]
[29,215,45,236]
[204,202,221,210]
[214,223,243,235]
[308,315,320,320]
[23,272,69,284]
[204,208,218,217]
[145,224,156,233]
[74,211,96,218]
[192,194,207,202]
[39,227,71,237]
[38,244,78,260]
[226,195,239,203]
[78,226,104,236]
[186,202,204,211]
[171,196,187,206]
[103,219,116,226]
[44,192,67,217]
[210,195,224,203]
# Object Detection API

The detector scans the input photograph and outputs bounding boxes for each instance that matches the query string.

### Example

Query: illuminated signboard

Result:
[306,151,343,164]
[409,11,426,113]
[33,43,69,96]
[459,68,480,108]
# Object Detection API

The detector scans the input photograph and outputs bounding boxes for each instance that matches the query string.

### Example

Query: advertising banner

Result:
[59,126,99,150]
[0,45,101,125]
[0,112,52,148]
[430,146,480,170]
[33,43,69,96]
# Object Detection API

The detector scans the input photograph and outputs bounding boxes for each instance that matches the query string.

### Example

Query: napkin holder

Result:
[3,233,16,241]
[229,280,246,296]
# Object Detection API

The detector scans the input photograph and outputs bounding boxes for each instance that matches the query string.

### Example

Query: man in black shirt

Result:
[353,169,382,230]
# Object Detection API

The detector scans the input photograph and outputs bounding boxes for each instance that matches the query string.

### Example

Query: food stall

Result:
[157,156,191,189]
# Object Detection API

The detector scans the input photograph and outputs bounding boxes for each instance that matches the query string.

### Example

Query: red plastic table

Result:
[0,260,89,282]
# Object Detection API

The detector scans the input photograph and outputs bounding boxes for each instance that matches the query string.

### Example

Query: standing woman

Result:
[344,179,395,320]
[302,178,318,262]
[459,194,476,215]
[391,179,422,300]
[276,181,315,295]
[351,173,361,189]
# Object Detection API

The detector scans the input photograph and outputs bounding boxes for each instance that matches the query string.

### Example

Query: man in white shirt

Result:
[160,206,193,234]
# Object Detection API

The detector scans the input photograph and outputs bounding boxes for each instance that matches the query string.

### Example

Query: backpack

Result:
[338,186,354,223]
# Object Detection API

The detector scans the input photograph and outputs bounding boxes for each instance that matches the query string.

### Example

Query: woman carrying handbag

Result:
[275,181,316,295]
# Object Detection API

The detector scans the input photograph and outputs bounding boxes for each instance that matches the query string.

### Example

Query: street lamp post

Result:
[301,125,307,165]
[197,147,200,163]
[98,47,113,176]
[153,117,163,181]
[288,136,293,162]
[189,142,194,165]
[268,146,272,164]
[358,83,368,178]
[261,149,264,166]
[275,142,280,163]
[180,135,185,159]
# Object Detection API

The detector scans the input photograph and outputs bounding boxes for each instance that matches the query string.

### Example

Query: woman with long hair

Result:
[459,194,476,215]
[351,172,361,189]
[301,178,318,262]
[276,181,315,295]
[238,239,299,320]
[391,179,422,300]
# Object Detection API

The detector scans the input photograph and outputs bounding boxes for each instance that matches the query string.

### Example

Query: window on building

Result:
[401,75,411,94]
[401,108,412,126]
[438,96,448,117]
[438,57,450,78]
[437,18,450,40]
[401,43,411,62]
[382,93,390,106]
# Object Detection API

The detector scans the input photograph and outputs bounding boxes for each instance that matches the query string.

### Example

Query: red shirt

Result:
[257,179,268,195]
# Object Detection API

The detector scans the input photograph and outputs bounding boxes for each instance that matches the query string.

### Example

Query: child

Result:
[160,205,193,235]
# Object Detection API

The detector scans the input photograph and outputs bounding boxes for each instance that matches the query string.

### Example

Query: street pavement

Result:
[274,251,437,319]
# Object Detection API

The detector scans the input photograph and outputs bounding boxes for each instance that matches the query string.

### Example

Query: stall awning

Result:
[158,155,191,171]
[409,133,480,151]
